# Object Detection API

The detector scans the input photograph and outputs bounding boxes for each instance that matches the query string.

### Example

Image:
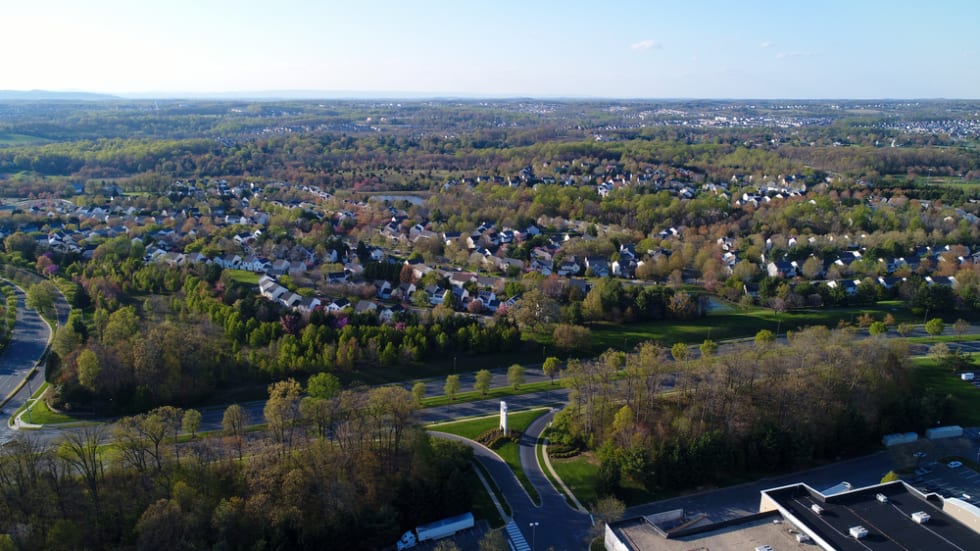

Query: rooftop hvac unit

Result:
[811,504,824,515]
[849,526,869,539]
[876,493,889,503]
[912,511,931,524]
[796,533,812,543]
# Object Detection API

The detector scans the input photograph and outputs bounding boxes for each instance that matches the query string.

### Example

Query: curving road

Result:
[0,285,53,443]
[518,410,592,550]
[433,409,592,551]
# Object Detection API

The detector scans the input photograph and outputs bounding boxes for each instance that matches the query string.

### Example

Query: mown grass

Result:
[911,353,980,426]
[538,430,576,508]
[585,302,917,353]
[0,133,49,145]
[428,408,548,440]
[430,408,548,504]
[906,334,980,345]
[421,379,563,408]
[19,397,76,425]
[224,269,260,286]
[550,453,600,507]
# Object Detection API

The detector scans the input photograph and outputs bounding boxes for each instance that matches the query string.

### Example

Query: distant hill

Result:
[0,90,120,101]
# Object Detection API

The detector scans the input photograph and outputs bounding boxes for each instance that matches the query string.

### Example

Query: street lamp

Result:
[529,522,539,550]
[25,373,33,424]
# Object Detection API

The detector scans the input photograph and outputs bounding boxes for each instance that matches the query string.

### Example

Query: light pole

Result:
[25,373,33,424]
[529,522,539,550]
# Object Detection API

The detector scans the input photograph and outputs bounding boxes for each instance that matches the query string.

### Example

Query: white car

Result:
[948,461,963,468]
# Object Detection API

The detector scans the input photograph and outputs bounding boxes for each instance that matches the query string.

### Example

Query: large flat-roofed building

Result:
[607,480,980,551]
[607,510,812,550]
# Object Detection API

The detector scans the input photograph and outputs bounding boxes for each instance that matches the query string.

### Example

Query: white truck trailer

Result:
[396,512,474,550]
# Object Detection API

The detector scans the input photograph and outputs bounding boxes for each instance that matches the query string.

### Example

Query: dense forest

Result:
[0,382,475,551]
[550,328,929,496]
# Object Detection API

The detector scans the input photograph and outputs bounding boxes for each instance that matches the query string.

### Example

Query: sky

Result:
[3,0,978,99]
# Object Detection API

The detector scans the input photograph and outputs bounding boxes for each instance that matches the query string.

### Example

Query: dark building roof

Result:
[763,481,980,550]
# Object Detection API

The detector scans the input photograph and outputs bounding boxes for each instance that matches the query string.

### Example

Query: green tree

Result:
[221,404,248,460]
[925,318,945,336]
[671,342,689,361]
[182,409,202,439]
[507,363,525,390]
[868,321,887,336]
[412,381,427,404]
[897,323,914,337]
[3,232,37,261]
[552,323,592,354]
[754,329,775,347]
[307,372,342,399]
[542,356,561,384]
[444,374,461,401]
[26,281,56,318]
[264,379,303,455]
[699,339,718,357]
[77,348,101,392]
[474,369,493,396]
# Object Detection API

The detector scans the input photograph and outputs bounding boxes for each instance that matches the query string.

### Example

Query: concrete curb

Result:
[540,436,588,513]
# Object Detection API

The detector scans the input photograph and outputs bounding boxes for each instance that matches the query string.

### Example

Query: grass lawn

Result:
[538,431,576,508]
[911,353,980,426]
[428,408,548,440]
[585,302,918,353]
[906,334,980,344]
[550,453,600,508]
[20,397,76,425]
[225,269,260,286]
[421,379,564,408]
[0,133,49,145]
[430,408,548,504]
[549,450,658,508]
[349,348,535,387]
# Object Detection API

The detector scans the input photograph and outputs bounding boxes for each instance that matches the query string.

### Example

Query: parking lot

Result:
[894,429,980,506]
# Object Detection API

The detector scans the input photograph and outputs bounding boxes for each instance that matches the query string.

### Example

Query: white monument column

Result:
[500,400,508,436]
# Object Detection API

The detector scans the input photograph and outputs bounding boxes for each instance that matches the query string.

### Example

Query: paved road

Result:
[433,424,591,551]
[420,389,569,425]
[402,365,557,401]
[0,286,51,416]
[518,410,592,550]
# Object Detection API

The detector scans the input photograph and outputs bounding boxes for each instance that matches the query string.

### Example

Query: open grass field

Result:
[224,269,260,286]
[0,133,50,146]
[585,301,917,352]
[917,176,980,189]
[911,353,980,426]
